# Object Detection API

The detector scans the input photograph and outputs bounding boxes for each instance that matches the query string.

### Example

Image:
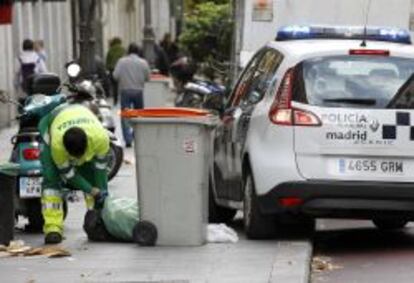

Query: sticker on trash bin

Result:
[183,138,197,155]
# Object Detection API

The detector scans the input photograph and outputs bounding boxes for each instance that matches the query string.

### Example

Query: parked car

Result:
[209,25,414,239]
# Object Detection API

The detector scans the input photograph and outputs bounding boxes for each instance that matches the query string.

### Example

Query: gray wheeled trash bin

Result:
[143,76,171,108]
[0,163,19,245]
[127,108,216,246]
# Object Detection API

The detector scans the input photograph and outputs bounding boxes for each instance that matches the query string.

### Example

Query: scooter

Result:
[0,82,69,231]
[0,70,122,231]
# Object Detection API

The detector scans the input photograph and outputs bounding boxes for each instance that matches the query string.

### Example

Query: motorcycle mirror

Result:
[67,63,81,78]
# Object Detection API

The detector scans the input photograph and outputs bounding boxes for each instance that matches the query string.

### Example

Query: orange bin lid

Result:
[150,73,169,80]
[121,107,211,118]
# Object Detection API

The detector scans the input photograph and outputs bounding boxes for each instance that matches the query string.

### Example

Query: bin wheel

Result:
[133,221,158,246]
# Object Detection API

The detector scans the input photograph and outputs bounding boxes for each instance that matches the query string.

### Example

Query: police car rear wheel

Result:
[243,172,276,239]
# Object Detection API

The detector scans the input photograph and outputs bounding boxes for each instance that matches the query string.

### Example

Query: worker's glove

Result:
[91,188,108,209]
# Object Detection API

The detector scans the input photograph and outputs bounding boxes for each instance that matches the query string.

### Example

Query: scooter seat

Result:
[18,127,40,134]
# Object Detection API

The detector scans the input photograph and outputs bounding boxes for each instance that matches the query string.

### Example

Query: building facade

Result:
[0,0,172,128]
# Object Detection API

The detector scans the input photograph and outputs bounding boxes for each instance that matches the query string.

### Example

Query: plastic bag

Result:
[100,196,139,241]
[207,224,239,243]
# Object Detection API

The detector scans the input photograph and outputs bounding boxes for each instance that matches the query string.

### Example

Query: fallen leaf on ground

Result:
[312,257,343,273]
[123,158,134,165]
[0,240,71,258]
[25,246,71,258]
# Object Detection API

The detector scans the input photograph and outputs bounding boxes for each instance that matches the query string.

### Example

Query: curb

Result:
[269,239,313,283]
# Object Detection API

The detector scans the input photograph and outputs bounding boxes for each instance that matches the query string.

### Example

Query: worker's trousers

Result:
[40,145,106,236]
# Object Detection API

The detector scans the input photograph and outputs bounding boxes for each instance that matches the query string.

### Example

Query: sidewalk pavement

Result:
[0,98,313,283]
[0,124,17,163]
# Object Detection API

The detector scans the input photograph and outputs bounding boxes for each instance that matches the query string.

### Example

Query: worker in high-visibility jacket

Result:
[38,104,110,244]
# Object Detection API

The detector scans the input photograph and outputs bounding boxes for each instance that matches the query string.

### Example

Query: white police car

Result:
[209,26,414,239]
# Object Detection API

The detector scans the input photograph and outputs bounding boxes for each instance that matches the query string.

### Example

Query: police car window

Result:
[231,51,264,107]
[295,55,414,109]
[240,50,284,106]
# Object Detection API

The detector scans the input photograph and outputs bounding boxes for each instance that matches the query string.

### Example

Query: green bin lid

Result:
[0,163,20,176]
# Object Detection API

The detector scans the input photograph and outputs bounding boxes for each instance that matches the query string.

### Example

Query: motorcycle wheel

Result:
[107,143,123,181]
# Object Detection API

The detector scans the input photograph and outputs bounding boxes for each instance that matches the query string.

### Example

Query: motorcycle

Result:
[175,80,226,112]
[170,57,227,111]
[0,78,68,231]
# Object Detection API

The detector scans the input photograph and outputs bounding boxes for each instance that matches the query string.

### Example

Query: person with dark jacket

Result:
[106,37,126,104]
[160,33,179,64]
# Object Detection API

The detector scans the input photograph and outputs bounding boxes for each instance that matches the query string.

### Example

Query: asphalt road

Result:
[312,219,414,283]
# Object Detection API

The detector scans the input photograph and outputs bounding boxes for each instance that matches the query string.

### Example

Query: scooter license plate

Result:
[19,177,43,198]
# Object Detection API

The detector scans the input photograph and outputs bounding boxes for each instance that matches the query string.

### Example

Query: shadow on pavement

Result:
[314,226,414,255]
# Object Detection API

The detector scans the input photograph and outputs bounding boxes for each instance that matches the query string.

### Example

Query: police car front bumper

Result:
[258,181,414,219]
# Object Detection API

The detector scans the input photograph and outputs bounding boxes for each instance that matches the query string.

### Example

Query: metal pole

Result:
[143,0,156,68]
[78,0,96,76]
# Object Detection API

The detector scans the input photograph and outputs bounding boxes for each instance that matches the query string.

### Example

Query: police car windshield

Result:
[295,55,414,108]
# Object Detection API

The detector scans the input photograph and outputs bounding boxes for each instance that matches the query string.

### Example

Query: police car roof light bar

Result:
[276,25,412,45]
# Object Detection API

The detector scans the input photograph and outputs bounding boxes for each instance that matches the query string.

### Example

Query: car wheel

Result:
[243,172,276,239]
[208,181,237,223]
[373,218,408,230]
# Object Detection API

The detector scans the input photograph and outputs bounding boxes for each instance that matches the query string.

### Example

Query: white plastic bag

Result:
[207,224,239,243]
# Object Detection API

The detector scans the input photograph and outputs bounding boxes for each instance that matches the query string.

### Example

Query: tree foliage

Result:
[179,1,233,79]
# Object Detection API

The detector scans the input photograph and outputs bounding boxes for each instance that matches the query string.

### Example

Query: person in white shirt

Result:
[34,40,48,63]
[14,39,48,102]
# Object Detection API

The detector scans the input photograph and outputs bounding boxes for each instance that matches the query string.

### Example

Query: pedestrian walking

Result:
[153,43,170,76]
[160,33,179,63]
[113,43,150,147]
[106,37,126,105]
[14,39,48,104]
[38,104,110,244]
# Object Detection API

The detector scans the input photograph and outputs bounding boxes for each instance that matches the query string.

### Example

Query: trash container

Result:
[0,163,19,246]
[124,108,217,246]
[143,75,171,108]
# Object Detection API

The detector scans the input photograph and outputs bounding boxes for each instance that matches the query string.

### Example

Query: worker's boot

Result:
[42,189,64,244]
[45,232,62,244]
